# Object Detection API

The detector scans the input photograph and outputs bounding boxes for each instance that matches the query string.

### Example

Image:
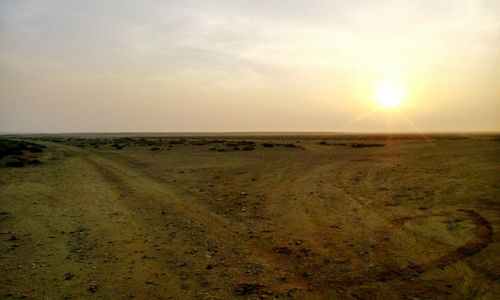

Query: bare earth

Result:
[0,135,499,299]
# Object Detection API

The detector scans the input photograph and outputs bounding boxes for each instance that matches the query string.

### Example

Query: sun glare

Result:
[375,77,406,109]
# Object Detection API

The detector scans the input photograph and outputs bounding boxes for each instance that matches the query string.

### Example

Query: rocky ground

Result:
[0,134,499,299]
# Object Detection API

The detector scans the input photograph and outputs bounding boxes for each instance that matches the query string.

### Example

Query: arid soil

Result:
[1,134,499,299]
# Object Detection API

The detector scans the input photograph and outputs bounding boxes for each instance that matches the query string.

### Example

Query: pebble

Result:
[64,273,75,280]
[88,284,98,293]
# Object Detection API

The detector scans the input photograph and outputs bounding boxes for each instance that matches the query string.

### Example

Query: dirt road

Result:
[1,136,499,299]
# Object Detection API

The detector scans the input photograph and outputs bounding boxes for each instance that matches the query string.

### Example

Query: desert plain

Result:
[0,134,499,299]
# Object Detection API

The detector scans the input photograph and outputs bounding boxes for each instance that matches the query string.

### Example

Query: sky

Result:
[1,0,499,133]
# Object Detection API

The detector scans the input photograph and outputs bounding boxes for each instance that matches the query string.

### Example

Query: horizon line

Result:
[1,130,499,136]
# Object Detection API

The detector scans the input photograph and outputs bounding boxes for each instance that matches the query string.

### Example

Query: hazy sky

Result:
[1,0,499,133]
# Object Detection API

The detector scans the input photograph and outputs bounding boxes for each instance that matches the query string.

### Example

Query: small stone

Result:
[88,285,98,293]
[7,235,19,241]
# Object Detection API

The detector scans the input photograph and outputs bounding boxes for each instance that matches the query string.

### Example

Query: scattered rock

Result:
[88,284,98,293]
[234,283,264,295]
[273,246,292,255]
[7,235,19,241]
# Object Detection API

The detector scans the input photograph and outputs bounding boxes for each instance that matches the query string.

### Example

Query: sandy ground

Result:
[0,135,499,299]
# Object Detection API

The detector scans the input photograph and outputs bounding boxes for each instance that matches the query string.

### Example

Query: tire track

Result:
[333,159,495,286]
[78,149,312,295]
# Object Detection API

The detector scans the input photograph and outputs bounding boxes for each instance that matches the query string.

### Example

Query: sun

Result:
[377,87,403,108]
[375,78,406,109]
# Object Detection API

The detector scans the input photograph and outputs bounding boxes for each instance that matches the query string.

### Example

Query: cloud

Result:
[0,0,499,132]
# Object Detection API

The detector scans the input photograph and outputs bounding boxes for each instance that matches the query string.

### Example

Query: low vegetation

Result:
[0,139,46,168]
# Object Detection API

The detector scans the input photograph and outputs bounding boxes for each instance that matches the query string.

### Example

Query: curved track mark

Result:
[375,209,493,283]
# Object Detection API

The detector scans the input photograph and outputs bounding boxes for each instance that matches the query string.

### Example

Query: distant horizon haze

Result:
[1,131,499,137]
